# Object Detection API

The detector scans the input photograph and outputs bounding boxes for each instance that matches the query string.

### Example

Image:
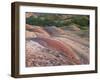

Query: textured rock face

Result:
[26,31,37,39]
[44,26,65,36]
[32,37,81,64]
[26,40,72,67]
[26,24,89,67]
[26,24,50,37]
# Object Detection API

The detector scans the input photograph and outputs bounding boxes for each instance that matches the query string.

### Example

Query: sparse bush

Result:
[26,13,89,30]
[71,16,89,30]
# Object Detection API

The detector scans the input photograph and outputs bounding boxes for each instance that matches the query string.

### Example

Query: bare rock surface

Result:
[26,24,89,67]
[26,40,72,67]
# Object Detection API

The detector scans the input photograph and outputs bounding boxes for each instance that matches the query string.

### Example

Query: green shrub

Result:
[26,14,89,30]
[71,16,89,27]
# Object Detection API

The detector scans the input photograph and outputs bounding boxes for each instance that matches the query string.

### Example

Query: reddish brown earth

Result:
[26,24,50,37]
[32,37,81,64]
[26,24,89,67]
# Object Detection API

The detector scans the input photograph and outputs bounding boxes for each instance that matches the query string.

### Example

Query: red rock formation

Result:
[26,40,72,67]
[25,24,89,66]
[33,37,81,64]
[31,27,50,37]
[26,24,34,31]
[26,24,50,37]
[26,31,37,38]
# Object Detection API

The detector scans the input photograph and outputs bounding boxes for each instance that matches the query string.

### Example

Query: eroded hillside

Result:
[25,24,89,67]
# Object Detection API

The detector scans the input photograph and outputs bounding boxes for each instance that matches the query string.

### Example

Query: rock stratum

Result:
[26,24,89,67]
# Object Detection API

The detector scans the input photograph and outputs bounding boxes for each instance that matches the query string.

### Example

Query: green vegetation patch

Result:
[26,13,89,30]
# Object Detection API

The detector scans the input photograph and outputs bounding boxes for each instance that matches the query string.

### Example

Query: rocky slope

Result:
[25,24,89,67]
